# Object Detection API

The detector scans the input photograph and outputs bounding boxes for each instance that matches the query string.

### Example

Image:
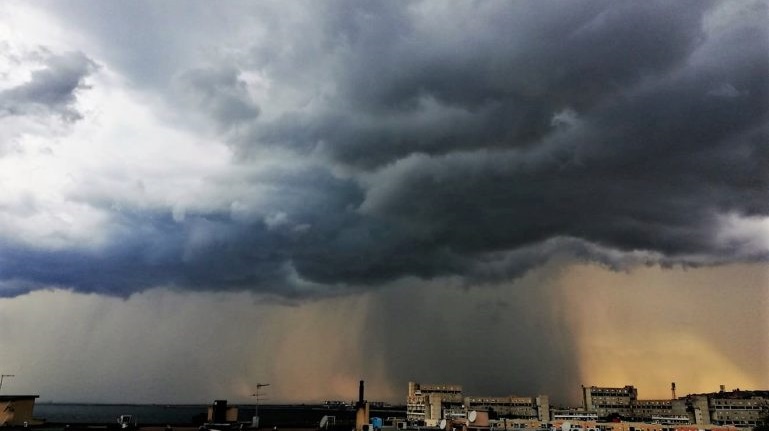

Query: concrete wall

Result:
[0,397,37,426]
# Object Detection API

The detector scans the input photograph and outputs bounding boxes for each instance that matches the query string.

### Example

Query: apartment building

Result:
[583,385,638,418]
[406,382,549,424]
[464,395,550,421]
[582,384,769,427]
[632,399,677,419]
[706,390,769,427]
[406,382,463,424]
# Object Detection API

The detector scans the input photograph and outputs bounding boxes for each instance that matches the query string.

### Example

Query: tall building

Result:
[582,385,638,418]
[406,382,463,425]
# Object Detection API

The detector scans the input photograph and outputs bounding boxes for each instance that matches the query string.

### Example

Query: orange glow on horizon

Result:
[557,263,769,399]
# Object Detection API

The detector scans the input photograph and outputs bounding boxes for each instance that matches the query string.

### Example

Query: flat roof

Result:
[0,395,40,401]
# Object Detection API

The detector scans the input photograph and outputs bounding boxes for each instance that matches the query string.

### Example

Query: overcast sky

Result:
[0,0,767,405]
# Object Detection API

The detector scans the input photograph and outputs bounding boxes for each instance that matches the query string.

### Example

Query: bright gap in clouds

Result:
[0,66,233,250]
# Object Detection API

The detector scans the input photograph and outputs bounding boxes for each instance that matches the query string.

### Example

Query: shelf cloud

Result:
[0,0,766,298]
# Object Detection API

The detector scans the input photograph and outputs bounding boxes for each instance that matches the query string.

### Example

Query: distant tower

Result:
[671,382,676,399]
[355,380,369,431]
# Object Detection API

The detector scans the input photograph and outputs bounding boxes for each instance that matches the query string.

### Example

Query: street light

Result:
[0,375,15,393]
[252,383,270,429]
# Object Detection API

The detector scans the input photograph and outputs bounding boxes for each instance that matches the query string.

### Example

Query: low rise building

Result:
[464,395,549,421]
[704,390,769,427]
[581,384,769,427]
[406,382,548,424]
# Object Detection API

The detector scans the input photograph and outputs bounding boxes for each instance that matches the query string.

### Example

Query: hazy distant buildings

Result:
[464,395,549,421]
[692,389,769,427]
[582,385,638,418]
[406,382,549,425]
[550,408,599,421]
[407,381,768,429]
[581,384,769,427]
[631,399,681,421]
[582,385,687,422]
[407,382,463,424]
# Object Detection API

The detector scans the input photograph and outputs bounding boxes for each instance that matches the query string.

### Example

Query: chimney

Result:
[355,380,370,431]
[671,382,676,399]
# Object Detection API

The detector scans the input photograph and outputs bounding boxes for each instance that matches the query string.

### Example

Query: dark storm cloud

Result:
[250,1,716,167]
[0,51,95,122]
[1,0,768,297]
[0,167,364,298]
[320,0,768,259]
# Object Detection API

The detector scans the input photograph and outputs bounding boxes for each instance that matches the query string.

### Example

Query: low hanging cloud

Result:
[0,0,767,298]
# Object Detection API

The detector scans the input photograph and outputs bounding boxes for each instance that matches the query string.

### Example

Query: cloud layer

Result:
[0,0,767,297]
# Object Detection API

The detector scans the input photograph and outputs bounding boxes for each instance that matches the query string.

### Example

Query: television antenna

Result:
[252,383,270,428]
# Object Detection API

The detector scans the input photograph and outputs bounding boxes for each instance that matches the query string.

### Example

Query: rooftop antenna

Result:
[0,375,15,393]
[252,383,270,428]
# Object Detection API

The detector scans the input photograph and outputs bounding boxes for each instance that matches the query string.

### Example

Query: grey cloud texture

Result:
[0,0,767,298]
[173,66,260,132]
[0,50,95,122]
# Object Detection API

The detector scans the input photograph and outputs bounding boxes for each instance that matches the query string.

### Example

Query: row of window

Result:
[469,402,538,407]
[711,405,764,410]
[590,391,634,397]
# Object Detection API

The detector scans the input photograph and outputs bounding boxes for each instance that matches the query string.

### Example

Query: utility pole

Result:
[252,383,270,429]
[0,374,15,393]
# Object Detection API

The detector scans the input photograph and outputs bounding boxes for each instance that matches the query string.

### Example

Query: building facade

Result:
[583,385,638,418]
[702,390,769,427]
[406,382,463,424]
[464,395,549,421]
[632,399,677,420]
[581,385,769,427]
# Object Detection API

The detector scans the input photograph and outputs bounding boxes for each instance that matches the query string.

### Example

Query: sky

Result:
[0,0,767,406]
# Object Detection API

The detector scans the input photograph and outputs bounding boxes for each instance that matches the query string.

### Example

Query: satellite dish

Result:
[562,422,571,431]
[439,419,447,430]
[468,411,478,423]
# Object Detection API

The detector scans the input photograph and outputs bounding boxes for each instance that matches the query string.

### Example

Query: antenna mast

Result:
[252,383,270,429]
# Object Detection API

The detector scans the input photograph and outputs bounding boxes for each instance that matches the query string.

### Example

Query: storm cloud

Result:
[0,0,767,298]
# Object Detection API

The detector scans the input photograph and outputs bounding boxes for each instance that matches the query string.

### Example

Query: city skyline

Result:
[0,0,767,405]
